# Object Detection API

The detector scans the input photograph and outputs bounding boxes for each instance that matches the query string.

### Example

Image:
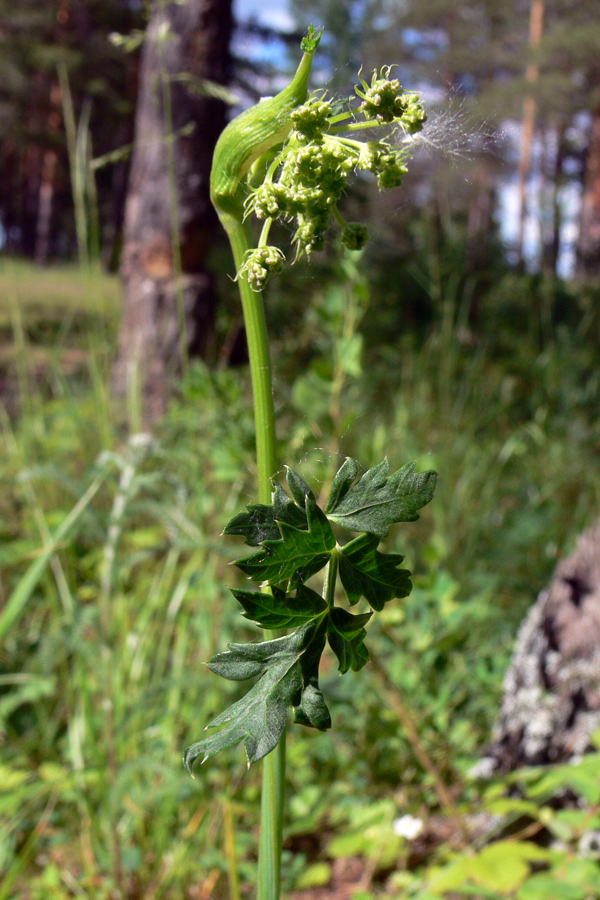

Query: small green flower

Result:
[238,246,286,291]
[291,97,333,143]
[341,223,369,251]
[355,66,407,124]
[402,93,427,134]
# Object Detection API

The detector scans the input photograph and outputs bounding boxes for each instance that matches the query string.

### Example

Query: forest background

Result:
[2,0,600,898]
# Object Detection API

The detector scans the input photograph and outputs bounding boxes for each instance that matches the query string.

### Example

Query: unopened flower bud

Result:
[239,246,285,291]
[341,223,369,251]
[356,67,408,124]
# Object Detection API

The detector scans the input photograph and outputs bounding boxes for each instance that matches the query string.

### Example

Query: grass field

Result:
[0,259,120,322]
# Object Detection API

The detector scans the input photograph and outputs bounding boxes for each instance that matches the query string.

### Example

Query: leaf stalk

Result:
[323,550,339,609]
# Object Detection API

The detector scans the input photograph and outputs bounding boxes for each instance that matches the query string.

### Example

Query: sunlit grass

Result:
[0,257,120,327]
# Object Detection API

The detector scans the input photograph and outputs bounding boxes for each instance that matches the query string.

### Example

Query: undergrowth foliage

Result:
[183,460,436,768]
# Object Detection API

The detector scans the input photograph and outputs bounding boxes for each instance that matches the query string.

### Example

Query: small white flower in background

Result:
[392,814,424,840]
[579,830,600,859]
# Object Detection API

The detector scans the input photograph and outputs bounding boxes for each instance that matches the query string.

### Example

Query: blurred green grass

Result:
[0,259,120,324]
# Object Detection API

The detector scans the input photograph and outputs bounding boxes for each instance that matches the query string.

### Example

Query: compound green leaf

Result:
[183,620,330,769]
[294,621,331,730]
[327,607,372,674]
[294,682,331,730]
[285,466,315,506]
[185,455,437,770]
[234,498,335,587]
[323,457,360,513]
[325,459,437,537]
[339,532,412,610]
[223,482,307,546]
[232,584,327,629]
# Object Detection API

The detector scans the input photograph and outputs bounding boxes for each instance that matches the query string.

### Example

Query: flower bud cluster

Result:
[245,109,357,264]
[355,66,426,132]
[364,144,409,190]
[356,68,407,124]
[238,246,285,291]
[341,223,369,251]
[290,97,332,143]
[237,67,426,288]
[400,93,428,134]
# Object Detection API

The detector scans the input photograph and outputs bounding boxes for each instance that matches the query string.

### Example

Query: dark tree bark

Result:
[542,122,566,276]
[515,0,544,268]
[112,0,233,424]
[466,161,495,273]
[577,104,600,279]
[477,520,600,776]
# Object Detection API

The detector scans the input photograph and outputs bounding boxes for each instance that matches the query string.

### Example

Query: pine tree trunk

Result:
[466,161,495,272]
[34,148,58,264]
[542,122,565,275]
[577,104,600,278]
[515,0,544,267]
[477,520,600,776]
[112,0,233,425]
[35,3,69,264]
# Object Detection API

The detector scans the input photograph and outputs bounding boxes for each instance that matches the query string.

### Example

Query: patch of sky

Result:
[498,124,582,278]
[402,27,447,62]
[232,0,295,107]
[235,0,294,33]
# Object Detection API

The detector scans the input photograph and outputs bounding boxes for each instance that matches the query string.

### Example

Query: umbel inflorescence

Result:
[232,29,426,291]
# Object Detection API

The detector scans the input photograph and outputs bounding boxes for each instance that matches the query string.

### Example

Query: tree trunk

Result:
[112,0,233,425]
[515,0,544,268]
[477,519,600,776]
[35,1,70,264]
[466,160,495,272]
[542,122,566,276]
[577,104,600,278]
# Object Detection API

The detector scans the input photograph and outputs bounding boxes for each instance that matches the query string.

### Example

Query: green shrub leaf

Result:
[339,532,412,610]
[232,584,327,629]
[234,498,335,587]
[183,620,330,769]
[327,607,372,673]
[325,459,437,537]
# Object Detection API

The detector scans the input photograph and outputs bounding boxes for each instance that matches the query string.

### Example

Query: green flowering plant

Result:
[183,25,434,900]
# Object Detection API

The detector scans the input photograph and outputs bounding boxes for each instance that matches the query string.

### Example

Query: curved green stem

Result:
[258,218,275,250]
[226,217,277,505]
[222,213,284,900]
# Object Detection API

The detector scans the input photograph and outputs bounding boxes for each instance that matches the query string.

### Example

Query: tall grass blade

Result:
[0,465,110,641]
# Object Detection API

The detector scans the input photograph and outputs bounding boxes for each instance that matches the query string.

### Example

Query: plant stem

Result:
[226,218,277,504]
[323,551,339,608]
[224,215,283,899]
[257,729,286,900]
